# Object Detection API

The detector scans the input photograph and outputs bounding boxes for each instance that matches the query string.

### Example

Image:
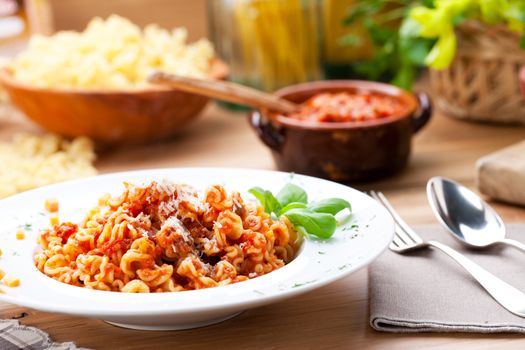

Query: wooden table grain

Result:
[1,102,525,349]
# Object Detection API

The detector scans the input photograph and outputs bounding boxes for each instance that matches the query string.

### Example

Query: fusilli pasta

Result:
[35,181,299,293]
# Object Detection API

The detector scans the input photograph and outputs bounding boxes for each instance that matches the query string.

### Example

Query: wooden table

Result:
[1,102,525,349]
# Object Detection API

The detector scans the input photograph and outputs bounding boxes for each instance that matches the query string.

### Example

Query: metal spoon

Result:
[427,176,525,253]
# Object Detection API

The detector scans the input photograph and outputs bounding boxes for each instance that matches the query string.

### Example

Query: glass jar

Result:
[208,0,323,93]
[25,0,53,35]
[0,0,30,54]
[321,0,376,79]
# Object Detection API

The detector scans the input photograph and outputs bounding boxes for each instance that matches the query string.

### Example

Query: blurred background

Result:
[4,1,524,96]
[0,0,524,196]
[50,0,208,38]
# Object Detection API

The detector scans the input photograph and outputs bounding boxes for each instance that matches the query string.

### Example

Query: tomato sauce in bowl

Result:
[285,91,405,123]
[249,80,432,182]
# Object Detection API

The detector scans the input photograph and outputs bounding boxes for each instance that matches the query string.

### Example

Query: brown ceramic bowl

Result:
[0,60,229,144]
[249,80,432,183]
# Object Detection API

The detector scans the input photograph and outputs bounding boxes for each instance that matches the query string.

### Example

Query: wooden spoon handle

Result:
[148,71,299,114]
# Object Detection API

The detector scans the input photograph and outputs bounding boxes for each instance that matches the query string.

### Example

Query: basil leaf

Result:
[280,202,307,214]
[249,187,282,215]
[265,191,282,216]
[249,187,266,208]
[276,183,308,207]
[308,198,351,216]
[284,209,337,239]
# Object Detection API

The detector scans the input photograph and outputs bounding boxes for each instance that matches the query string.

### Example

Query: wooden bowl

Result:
[0,60,228,144]
[249,80,432,183]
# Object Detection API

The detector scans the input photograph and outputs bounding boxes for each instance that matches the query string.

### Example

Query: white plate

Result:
[0,168,393,330]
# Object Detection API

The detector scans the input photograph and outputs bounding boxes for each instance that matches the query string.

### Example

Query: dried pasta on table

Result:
[0,134,97,198]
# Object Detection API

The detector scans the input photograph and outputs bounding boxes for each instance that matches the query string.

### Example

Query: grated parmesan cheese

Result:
[233,197,242,210]
[175,184,205,212]
[155,179,177,196]
[163,216,192,242]
[158,200,176,218]
[201,262,213,275]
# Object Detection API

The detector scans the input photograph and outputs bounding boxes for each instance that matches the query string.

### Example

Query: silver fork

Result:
[370,190,525,318]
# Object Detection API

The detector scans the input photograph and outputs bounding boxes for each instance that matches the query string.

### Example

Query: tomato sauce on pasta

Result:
[34,181,299,293]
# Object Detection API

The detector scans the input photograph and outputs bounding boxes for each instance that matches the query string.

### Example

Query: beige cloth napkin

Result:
[370,224,525,333]
[0,320,89,350]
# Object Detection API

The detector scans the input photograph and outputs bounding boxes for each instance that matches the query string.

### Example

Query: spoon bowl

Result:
[427,176,525,252]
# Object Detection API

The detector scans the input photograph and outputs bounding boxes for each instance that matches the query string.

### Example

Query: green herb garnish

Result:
[338,264,351,271]
[284,209,337,240]
[292,280,317,288]
[249,184,351,239]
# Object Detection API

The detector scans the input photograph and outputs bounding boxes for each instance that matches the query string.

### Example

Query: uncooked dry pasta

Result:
[9,15,215,89]
[34,181,299,292]
[229,0,321,91]
[0,134,96,198]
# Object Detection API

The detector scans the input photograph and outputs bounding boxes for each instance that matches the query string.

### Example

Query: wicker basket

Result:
[430,21,525,124]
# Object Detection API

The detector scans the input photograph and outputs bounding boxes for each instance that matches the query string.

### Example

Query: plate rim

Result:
[0,167,394,317]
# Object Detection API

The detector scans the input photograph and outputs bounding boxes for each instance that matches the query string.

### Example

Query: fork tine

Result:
[374,191,415,238]
[370,191,412,247]
[392,230,405,246]
[370,191,423,245]
[390,225,413,251]
[394,223,418,246]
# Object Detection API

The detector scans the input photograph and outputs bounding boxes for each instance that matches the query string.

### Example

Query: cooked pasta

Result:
[34,181,299,293]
